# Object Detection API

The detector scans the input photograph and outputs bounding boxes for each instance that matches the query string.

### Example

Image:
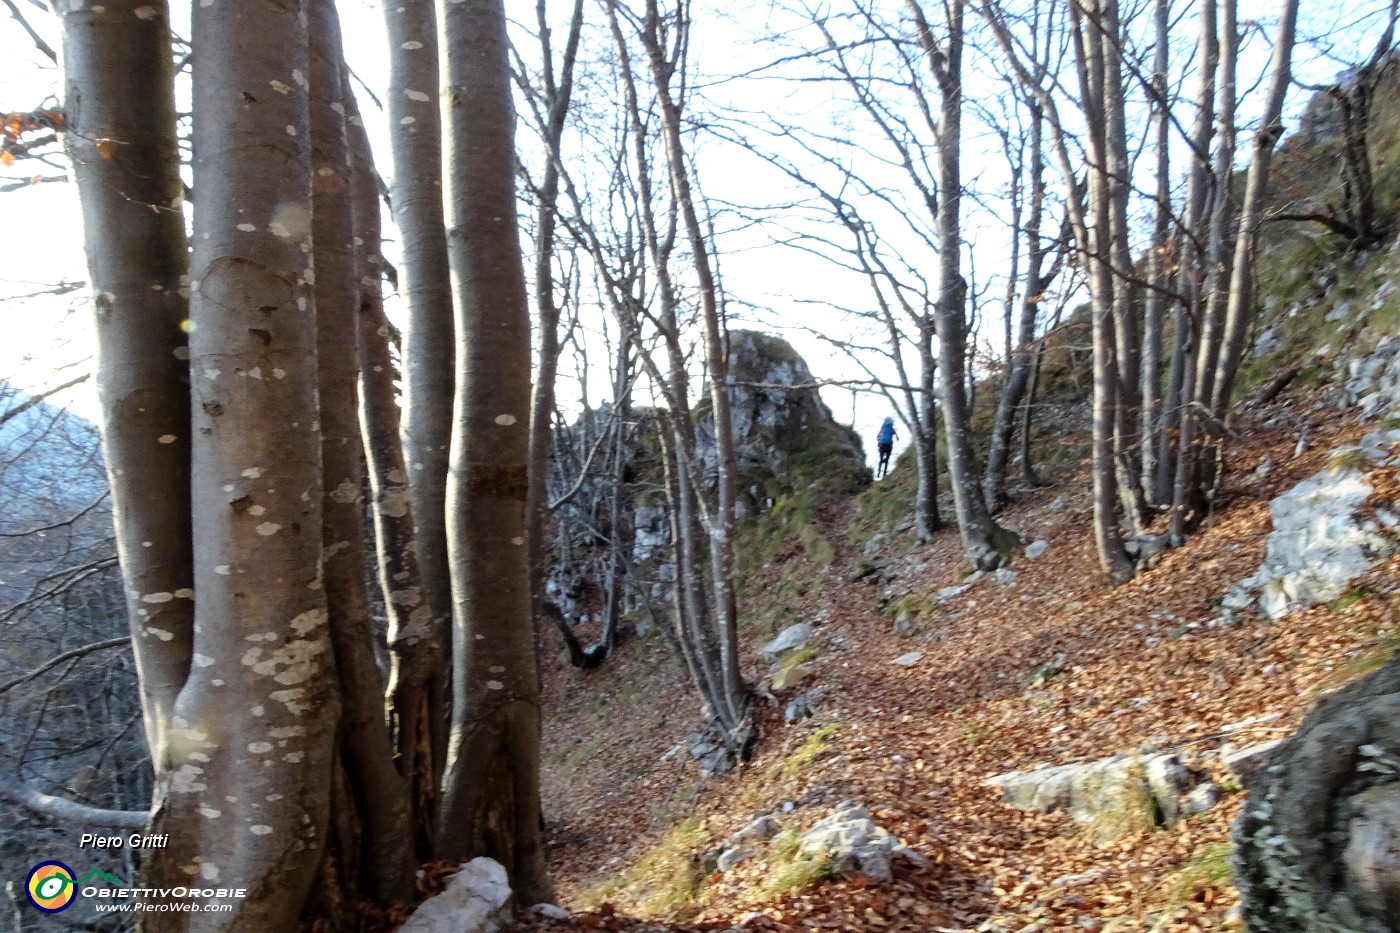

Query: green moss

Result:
[776,644,818,672]
[1086,762,1159,843]
[1025,660,1064,686]
[961,717,998,746]
[757,829,833,898]
[1312,624,1400,695]
[582,814,712,915]
[1328,447,1372,474]
[848,445,918,550]
[782,722,844,780]
[546,733,605,777]
[1330,585,1374,613]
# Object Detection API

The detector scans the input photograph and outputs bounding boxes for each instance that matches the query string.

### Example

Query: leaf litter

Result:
[505,403,1400,933]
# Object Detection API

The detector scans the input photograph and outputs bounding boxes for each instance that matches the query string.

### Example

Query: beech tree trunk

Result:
[600,0,749,748]
[915,328,944,540]
[436,0,552,903]
[1163,0,1218,538]
[1210,0,1300,422]
[595,335,635,661]
[348,99,444,859]
[1097,0,1146,535]
[908,0,1014,571]
[145,0,341,923]
[984,96,1050,511]
[642,0,748,739]
[383,0,455,759]
[1070,0,1135,583]
[51,0,192,773]
[308,4,415,904]
[1018,339,1045,487]
[525,0,585,640]
[1140,0,1171,508]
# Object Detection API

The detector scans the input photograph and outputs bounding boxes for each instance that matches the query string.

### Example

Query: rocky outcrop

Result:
[762,622,814,665]
[1224,449,1395,620]
[711,804,926,883]
[1233,664,1400,932]
[985,751,1202,834]
[547,331,868,632]
[697,330,870,506]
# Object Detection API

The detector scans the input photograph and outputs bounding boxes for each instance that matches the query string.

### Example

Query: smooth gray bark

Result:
[147,0,341,924]
[1210,0,1299,419]
[436,0,551,903]
[383,0,455,755]
[308,7,416,903]
[908,0,1014,571]
[52,0,192,775]
[349,100,444,860]
[525,0,586,642]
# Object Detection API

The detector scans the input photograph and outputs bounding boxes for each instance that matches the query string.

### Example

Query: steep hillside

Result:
[517,402,1397,933]
[507,70,1400,933]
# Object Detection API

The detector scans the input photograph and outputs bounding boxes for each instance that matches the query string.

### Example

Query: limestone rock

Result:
[1222,739,1285,784]
[1228,463,1393,620]
[1025,540,1048,559]
[632,504,670,564]
[400,858,512,933]
[797,804,926,882]
[863,533,891,558]
[716,848,748,873]
[695,330,870,502]
[1187,782,1223,815]
[1342,783,1400,920]
[728,815,781,847]
[762,622,813,665]
[890,651,923,667]
[771,662,812,691]
[785,688,824,723]
[687,732,734,775]
[1144,754,1194,823]
[531,904,571,920]
[985,752,1201,830]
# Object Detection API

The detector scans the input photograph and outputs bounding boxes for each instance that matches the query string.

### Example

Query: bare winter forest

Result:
[4,0,1400,930]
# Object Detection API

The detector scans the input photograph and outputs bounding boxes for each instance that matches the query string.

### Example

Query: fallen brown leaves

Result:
[509,402,1398,933]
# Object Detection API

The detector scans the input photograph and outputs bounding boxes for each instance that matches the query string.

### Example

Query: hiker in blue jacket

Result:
[876,417,897,478]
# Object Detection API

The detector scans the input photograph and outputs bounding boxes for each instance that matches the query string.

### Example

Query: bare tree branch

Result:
[0,636,130,698]
[547,419,614,514]
[0,775,148,829]
[0,372,92,428]
[0,490,108,538]
[0,0,55,63]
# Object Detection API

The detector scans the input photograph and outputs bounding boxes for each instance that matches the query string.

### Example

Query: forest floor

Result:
[507,398,1400,933]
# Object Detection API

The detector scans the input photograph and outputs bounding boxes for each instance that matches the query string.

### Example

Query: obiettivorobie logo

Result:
[25,861,122,913]
[24,861,247,914]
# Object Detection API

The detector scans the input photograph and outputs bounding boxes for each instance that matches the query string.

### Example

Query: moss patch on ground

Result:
[583,814,713,917]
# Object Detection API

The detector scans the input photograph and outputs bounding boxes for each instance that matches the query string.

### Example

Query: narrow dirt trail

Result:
[511,404,1398,932]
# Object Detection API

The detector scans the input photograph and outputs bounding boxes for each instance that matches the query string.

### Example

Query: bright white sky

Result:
[0,0,1387,465]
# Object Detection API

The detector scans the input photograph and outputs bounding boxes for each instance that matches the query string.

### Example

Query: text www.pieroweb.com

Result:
[92,901,235,913]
